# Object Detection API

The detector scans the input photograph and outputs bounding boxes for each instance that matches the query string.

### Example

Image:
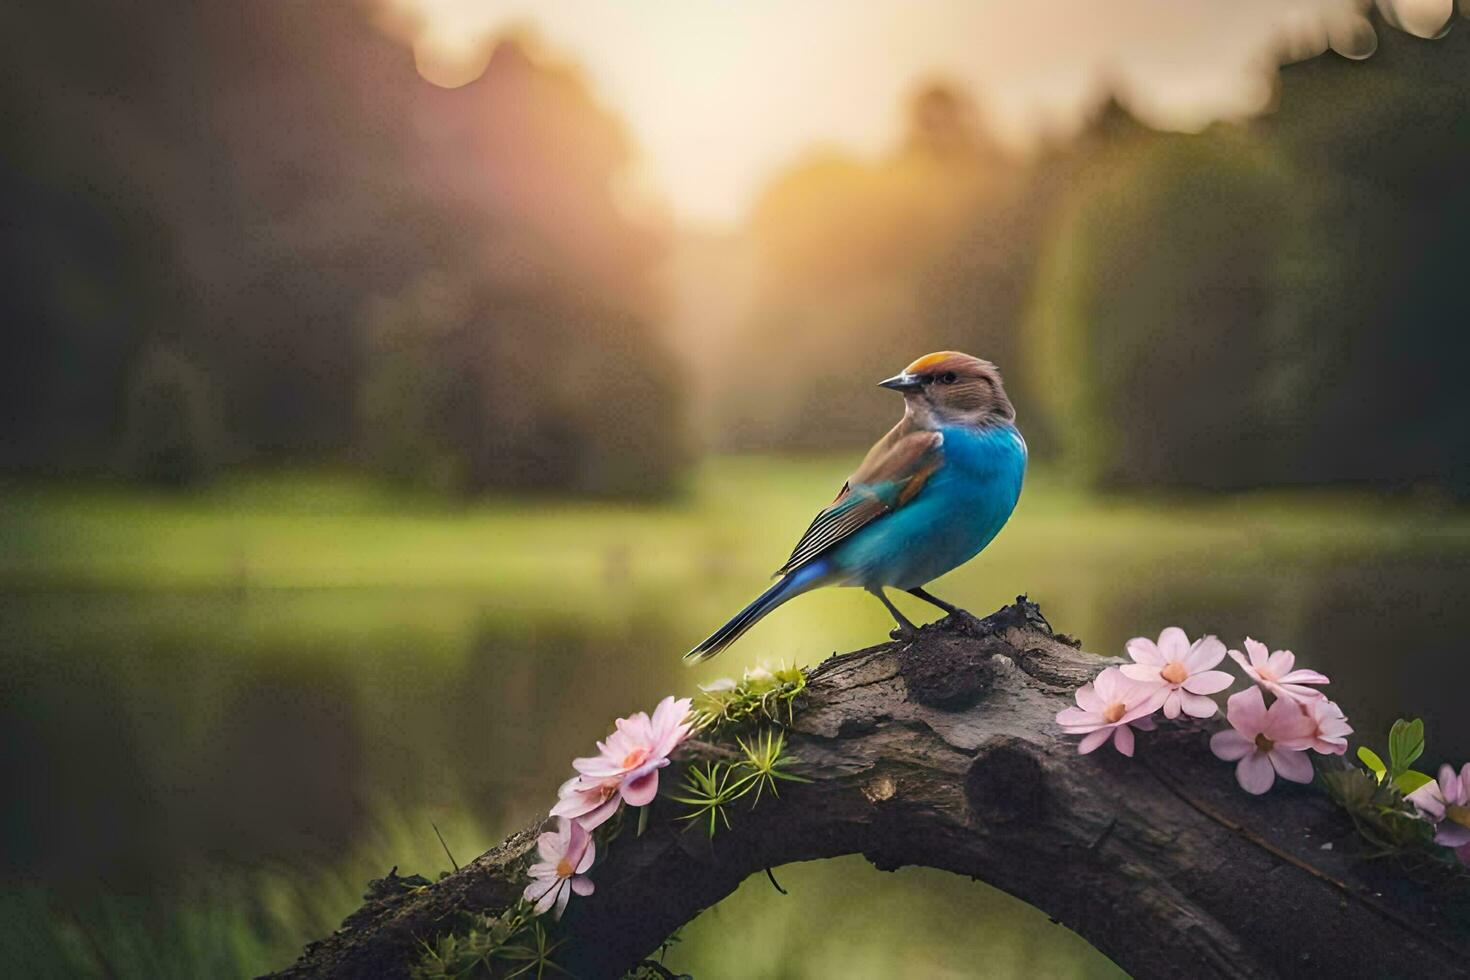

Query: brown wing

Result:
[775,426,942,576]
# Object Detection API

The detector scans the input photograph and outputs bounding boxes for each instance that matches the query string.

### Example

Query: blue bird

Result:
[685,351,1027,662]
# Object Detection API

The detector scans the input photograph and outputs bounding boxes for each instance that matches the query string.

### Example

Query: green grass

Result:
[1,458,1466,979]
[3,457,1464,593]
[0,801,488,979]
[4,456,1465,668]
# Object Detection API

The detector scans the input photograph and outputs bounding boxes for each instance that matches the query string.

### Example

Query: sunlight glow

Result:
[386,0,1357,226]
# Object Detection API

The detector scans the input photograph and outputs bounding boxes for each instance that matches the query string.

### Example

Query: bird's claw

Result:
[889,624,919,642]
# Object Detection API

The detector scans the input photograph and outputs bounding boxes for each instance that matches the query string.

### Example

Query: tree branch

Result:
[270,599,1470,979]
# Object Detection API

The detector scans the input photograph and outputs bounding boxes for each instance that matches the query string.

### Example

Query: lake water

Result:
[2,461,1467,977]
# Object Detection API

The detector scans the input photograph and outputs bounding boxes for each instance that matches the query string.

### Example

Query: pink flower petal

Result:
[1236,751,1276,794]
[651,697,694,758]
[1157,627,1190,661]
[523,877,553,909]
[1210,728,1254,761]
[1436,824,1470,849]
[1178,691,1219,719]
[1055,706,1102,730]
[1125,636,1163,666]
[1126,682,1171,722]
[581,793,623,830]
[1092,667,1127,704]
[536,827,565,864]
[549,794,591,819]
[1182,669,1234,696]
[572,755,624,778]
[1263,697,1317,747]
[552,882,572,920]
[1119,663,1163,683]
[1183,635,1226,671]
[1269,747,1315,784]
[532,878,565,916]
[1224,687,1268,735]
[1131,715,1157,732]
[1265,649,1296,677]
[1160,689,1182,720]
[565,821,591,865]
[1438,764,1461,802]
[1242,638,1270,668]
[1112,724,1135,757]
[1273,682,1327,704]
[572,832,595,874]
[1408,780,1447,820]
[650,695,678,731]
[621,768,660,806]
[615,713,651,747]
[1278,668,1329,686]
[1077,727,1114,755]
[1074,683,1103,712]
[550,777,619,822]
[570,875,595,897]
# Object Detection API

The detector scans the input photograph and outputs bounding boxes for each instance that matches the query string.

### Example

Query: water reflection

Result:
[1,548,1467,975]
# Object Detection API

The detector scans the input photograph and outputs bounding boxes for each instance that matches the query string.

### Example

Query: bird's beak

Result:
[878,372,923,392]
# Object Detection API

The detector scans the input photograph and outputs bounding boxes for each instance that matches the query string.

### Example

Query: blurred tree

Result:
[0,1,686,497]
[355,39,687,497]
[1025,126,1304,487]
[119,343,219,487]
[713,82,1034,451]
[1024,23,1470,494]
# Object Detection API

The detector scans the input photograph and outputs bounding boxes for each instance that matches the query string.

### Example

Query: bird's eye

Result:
[940,372,958,385]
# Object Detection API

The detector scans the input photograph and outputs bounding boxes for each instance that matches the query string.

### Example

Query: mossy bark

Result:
[270,600,1470,979]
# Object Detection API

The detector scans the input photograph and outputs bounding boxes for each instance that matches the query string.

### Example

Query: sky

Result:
[382,0,1442,227]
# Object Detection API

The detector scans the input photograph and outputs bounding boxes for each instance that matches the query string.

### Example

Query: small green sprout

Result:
[1355,718,1434,795]
[671,725,807,836]
[1324,717,1450,858]
[734,728,810,806]
[670,761,743,838]
[499,920,570,979]
[412,901,568,979]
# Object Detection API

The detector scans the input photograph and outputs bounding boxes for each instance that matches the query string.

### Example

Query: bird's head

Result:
[879,351,1015,428]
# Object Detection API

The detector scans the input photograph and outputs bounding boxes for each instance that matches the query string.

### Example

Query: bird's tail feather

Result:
[683,560,830,664]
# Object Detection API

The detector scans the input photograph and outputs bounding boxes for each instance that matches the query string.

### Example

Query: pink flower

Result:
[1304,699,1353,755]
[1406,763,1470,854]
[1209,687,1317,794]
[1228,638,1330,704]
[1056,666,1168,757]
[550,773,624,831]
[523,817,595,919]
[1119,627,1234,719]
[571,696,693,808]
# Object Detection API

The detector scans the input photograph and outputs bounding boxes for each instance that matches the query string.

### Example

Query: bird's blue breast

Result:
[828,423,1026,590]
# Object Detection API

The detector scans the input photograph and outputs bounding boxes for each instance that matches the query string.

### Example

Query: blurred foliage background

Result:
[7,2,1469,498]
[2,1,1469,977]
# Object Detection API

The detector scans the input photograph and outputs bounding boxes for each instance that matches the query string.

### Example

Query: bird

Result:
[685,351,1026,663]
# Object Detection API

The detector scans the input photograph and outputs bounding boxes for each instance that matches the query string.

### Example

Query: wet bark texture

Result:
[271,599,1470,979]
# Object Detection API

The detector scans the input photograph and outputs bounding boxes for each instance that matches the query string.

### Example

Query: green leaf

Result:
[1393,769,1434,795]
[1387,718,1425,777]
[1322,768,1376,809]
[1357,745,1387,782]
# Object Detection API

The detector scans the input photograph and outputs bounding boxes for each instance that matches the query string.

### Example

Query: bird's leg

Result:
[907,587,983,630]
[869,588,920,640]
